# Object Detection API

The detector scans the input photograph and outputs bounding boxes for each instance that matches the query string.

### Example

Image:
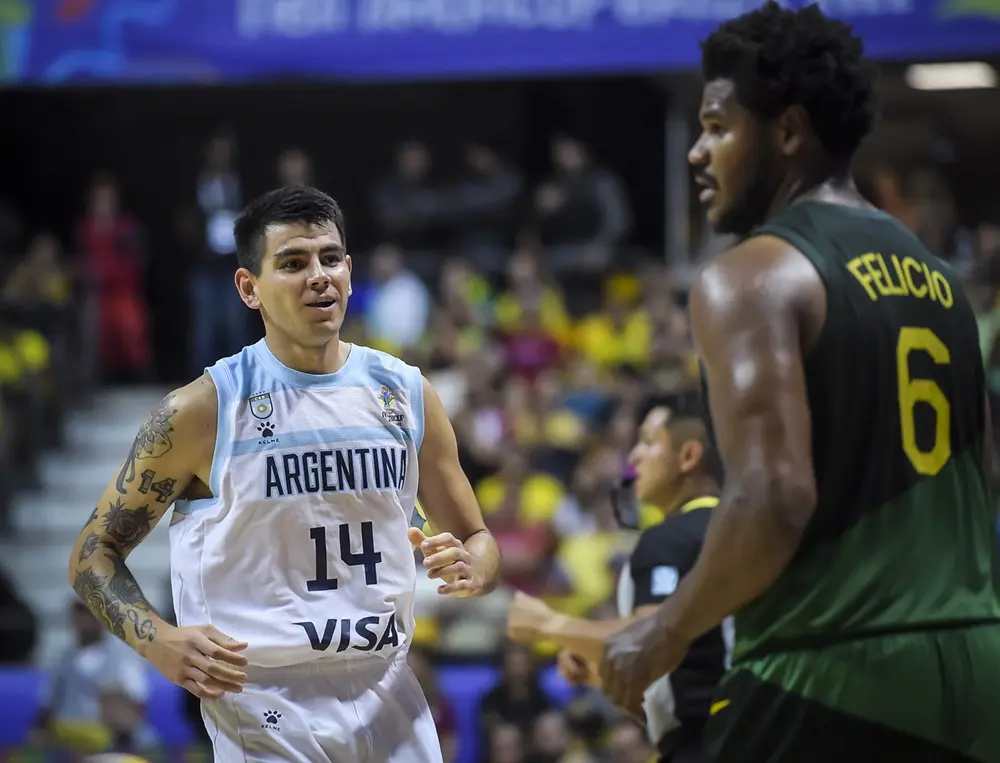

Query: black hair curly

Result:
[701,1,878,163]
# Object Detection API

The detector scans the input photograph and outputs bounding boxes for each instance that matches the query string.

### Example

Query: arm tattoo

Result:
[78,533,101,563]
[116,395,178,494]
[102,497,154,554]
[137,469,178,503]
[72,552,158,645]
[77,506,102,563]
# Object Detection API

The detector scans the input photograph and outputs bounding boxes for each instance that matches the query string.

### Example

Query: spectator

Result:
[501,305,562,384]
[277,148,313,186]
[2,232,71,320]
[31,600,157,755]
[449,143,523,267]
[574,275,651,371]
[495,250,572,345]
[531,135,631,273]
[372,141,445,252]
[74,174,151,383]
[486,723,527,763]
[191,128,247,375]
[601,717,654,763]
[527,710,572,763]
[364,243,431,354]
[478,642,554,739]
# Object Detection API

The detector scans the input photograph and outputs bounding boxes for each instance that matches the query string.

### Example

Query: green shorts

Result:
[704,624,1000,763]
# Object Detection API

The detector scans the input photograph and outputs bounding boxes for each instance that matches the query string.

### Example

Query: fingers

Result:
[419,532,460,556]
[407,527,426,549]
[200,627,250,666]
[436,576,476,597]
[192,650,249,693]
[182,677,224,701]
[424,547,471,579]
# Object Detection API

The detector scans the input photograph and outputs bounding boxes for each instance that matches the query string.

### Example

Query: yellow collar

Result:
[679,496,720,514]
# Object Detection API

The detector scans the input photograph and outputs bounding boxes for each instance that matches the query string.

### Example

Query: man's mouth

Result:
[307,299,336,311]
[695,175,718,204]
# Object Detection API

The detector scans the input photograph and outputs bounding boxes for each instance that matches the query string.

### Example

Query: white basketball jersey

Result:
[169,340,424,669]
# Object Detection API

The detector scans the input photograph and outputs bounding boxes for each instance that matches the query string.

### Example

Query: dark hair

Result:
[701,1,878,163]
[233,185,346,274]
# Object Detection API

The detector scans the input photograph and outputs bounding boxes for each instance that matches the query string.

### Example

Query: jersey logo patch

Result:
[650,566,679,596]
[379,386,404,424]
[261,709,282,731]
[249,392,274,420]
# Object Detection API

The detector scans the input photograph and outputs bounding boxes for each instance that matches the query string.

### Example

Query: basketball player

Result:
[67,185,500,762]
[506,401,726,763]
[600,4,1000,761]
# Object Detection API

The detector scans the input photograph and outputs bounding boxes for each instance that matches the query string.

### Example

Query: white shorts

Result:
[202,653,443,763]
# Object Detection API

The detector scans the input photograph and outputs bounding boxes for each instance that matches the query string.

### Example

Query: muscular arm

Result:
[654,238,820,642]
[417,376,500,595]
[542,606,659,665]
[67,376,217,653]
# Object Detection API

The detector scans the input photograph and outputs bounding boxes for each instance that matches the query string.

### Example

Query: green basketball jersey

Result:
[719,200,1000,663]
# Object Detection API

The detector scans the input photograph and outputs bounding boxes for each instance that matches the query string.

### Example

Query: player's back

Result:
[733,199,1000,662]
[168,339,424,669]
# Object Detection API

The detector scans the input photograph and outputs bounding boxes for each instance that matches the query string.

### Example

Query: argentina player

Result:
[67,185,501,762]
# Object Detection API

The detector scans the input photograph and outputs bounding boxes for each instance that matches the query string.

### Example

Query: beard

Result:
[712,136,784,237]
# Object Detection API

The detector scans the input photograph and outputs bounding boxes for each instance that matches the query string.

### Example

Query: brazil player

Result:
[600,3,1000,761]
[506,401,726,763]
[67,185,500,762]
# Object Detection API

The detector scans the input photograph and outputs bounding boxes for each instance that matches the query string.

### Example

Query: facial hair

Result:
[714,130,783,238]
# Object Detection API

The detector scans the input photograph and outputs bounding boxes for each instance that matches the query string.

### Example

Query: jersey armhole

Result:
[189,363,235,509]
[411,367,425,452]
[753,225,832,360]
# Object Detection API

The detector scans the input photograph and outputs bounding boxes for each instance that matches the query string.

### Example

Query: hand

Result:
[142,623,249,700]
[600,614,690,718]
[557,649,599,687]
[408,527,477,598]
[506,590,555,643]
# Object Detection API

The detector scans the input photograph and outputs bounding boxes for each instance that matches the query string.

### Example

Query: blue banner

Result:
[2,0,1000,84]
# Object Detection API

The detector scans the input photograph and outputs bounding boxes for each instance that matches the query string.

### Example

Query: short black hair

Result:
[233,185,346,274]
[701,1,878,163]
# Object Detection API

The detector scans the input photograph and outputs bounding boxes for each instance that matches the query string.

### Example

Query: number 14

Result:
[307,521,383,592]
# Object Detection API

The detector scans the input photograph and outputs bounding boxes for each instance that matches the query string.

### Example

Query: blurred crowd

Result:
[1,125,999,763]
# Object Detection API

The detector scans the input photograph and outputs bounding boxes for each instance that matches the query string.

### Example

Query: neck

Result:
[662,474,720,516]
[264,332,350,374]
[766,166,866,221]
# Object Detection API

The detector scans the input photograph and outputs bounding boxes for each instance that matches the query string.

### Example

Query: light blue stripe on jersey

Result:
[231,425,416,456]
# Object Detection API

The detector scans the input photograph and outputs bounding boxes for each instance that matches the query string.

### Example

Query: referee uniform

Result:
[616,496,733,763]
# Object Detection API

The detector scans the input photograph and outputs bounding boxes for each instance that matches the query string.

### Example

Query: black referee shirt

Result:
[616,497,733,746]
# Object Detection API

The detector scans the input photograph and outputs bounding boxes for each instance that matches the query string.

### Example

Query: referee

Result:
[506,401,729,763]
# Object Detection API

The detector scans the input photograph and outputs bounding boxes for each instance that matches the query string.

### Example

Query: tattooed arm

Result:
[68,375,218,652]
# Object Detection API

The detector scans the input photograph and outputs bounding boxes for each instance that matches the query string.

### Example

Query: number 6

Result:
[897,327,951,476]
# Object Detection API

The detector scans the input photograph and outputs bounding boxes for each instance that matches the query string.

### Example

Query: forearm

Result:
[542,615,634,665]
[660,491,808,641]
[70,545,164,654]
[464,529,501,595]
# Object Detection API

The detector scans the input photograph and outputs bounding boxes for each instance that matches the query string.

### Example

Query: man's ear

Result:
[235,268,260,310]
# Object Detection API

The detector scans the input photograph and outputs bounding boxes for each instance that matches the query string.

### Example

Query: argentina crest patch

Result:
[249,392,273,420]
